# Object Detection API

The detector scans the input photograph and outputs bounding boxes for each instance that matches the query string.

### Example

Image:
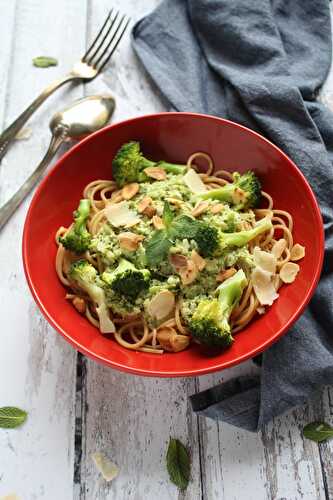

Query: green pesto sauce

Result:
[89,173,255,323]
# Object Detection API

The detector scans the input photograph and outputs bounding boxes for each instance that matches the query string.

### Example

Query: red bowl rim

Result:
[22,112,325,377]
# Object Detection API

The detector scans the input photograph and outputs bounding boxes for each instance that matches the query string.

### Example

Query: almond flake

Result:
[169,253,189,270]
[216,267,237,283]
[121,182,139,200]
[290,244,305,261]
[192,201,209,217]
[210,203,225,214]
[152,215,164,230]
[137,196,152,213]
[117,232,144,251]
[191,250,206,271]
[179,259,198,285]
[144,167,166,180]
[252,267,279,306]
[279,262,300,283]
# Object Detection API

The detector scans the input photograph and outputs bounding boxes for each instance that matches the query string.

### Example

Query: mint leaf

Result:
[170,215,200,240]
[162,202,174,228]
[166,438,190,491]
[33,56,58,68]
[145,230,173,266]
[303,421,333,442]
[0,407,28,429]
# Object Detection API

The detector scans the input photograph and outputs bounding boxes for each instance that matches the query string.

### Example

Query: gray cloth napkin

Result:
[132,0,333,431]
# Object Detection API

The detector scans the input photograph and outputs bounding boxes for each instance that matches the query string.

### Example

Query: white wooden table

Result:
[0,1,332,499]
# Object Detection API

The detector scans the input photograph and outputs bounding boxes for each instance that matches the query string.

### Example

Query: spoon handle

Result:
[0,130,65,231]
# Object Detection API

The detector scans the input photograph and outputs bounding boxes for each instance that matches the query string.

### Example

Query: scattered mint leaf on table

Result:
[0,407,28,429]
[303,421,333,442]
[166,438,190,491]
[33,56,58,68]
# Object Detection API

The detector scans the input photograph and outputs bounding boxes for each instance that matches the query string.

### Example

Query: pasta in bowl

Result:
[56,141,305,355]
[23,113,323,376]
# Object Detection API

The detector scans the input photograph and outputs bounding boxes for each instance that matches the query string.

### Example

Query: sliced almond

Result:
[121,182,139,200]
[152,215,164,230]
[110,191,123,204]
[169,253,189,270]
[144,167,166,180]
[142,205,156,218]
[179,259,198,285]
[192,201,209,217]
[210,203,225,214]
[279,262,300,283]
[272,239,287,259]
[147,290,175,321]
[216,267,237,283]
[72,296,86,314]
[118,232,144,251]
[156,327,190,352]
[137,196,152,213]
[191,250,206,271]
[290,243,305,261]
[166,197,183,207]
[92,452,119,482]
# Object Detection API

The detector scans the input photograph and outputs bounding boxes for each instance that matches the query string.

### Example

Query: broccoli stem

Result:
[221,217,272,248]
[216,269,248,323]
[199,182,238,204]
[157,161,187,175]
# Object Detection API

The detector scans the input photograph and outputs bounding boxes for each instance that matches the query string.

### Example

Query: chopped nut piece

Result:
[290,243,305,261]
[72,296,86,314]
[157,327,190,352]
[147,291,175,321]
[191,201,209,217]
[117,232,144,251]
[121,182,139,200]
[191,250,206,271]
[169,253,188,270]
[137,196,153,213]
[279,262,300,283]
[144,167,167,180]
[142,205,156,218]
[179,260,198,285]
[210,203,224,214]
[166,197,183,207]
[216,267,237,283]
[152,215,164,230]
[170,334,190,352]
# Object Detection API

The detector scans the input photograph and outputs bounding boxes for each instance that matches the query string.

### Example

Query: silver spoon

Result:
[0,95,115,231]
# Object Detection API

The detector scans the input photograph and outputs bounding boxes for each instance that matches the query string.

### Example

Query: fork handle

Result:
[0,74,76,161]
[0,126,66,231]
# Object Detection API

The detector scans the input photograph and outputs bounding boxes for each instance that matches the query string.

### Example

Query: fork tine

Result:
[95,16,130,73]
[85,10,120,65]
[82,9,113,62]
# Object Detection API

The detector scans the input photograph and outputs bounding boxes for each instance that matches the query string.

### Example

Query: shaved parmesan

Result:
[252,268,279,306]
[183,168,207,194]
[272,239,287,259]
[96,304,115,334]
[105,201,140,228]
[253,247,277,274]
[280,262,300,283]
[256,306,266,315]
[92,452,119,482]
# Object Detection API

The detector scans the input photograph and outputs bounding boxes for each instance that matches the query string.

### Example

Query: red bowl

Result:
[23,113,324,377]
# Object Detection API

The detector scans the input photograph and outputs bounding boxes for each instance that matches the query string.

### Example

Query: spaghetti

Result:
[55,151,302,354]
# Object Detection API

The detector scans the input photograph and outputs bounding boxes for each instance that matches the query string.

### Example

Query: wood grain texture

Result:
[0,0,86,498]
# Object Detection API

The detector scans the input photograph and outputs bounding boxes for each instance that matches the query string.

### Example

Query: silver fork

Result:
[0,9,130,162]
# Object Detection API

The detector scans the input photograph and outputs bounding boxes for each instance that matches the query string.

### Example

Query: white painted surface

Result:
[0,1,331,499]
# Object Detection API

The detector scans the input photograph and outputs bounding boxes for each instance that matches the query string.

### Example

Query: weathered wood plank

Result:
[0,0,87,498]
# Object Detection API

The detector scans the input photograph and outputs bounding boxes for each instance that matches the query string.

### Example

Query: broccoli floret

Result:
[188,269,248,348]
[193,217,272,257]
[197,171,261,209]
[112,141,187,187]
[69,260,115,333]
[194,224,220,257]
[59,199,91,254]
[102,258,150,300]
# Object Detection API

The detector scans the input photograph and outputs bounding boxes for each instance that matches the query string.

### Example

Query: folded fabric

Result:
[132,0,333,431]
